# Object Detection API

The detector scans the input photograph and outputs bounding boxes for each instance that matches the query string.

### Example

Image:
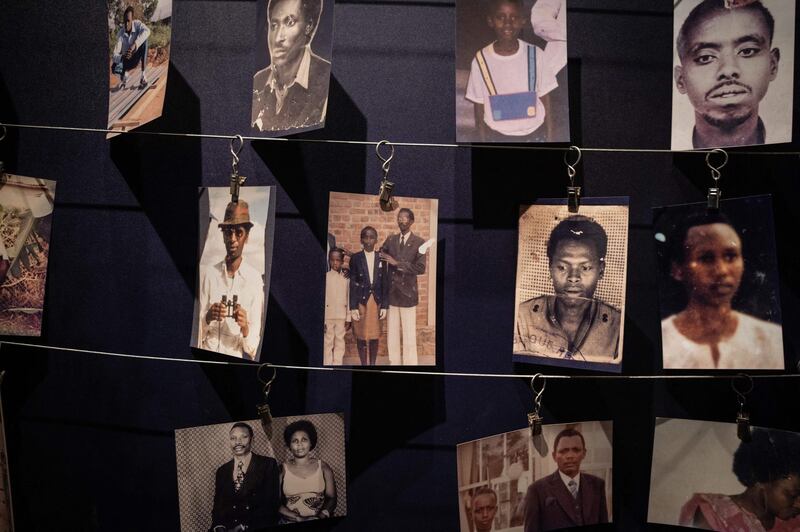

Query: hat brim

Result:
[218,221,254,229]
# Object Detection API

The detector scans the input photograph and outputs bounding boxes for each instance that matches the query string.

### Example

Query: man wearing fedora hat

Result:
[198,200,265,360]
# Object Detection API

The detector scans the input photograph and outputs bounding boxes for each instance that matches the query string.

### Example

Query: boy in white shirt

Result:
[324,248,351,365]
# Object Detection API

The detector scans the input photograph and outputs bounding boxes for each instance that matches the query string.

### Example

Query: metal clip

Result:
[257,364,276,439]
[527,373,546,438]
[706,148,728,212]
[229,135,247,203]
[376,140,396,212]
[732,373,753,442]
[564,146,582,213]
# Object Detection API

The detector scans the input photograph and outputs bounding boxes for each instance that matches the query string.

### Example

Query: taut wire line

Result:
[1,341,799,380]
[2,122,800,156]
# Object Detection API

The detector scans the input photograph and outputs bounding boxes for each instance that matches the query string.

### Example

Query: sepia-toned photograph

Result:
[653,195,783,370]
[107,0,172,137]
[0,174,56,337]
[191,187,276,361]
[649,418,800,531]
[456,0,570,143]
[671,0,795,150]
[176,412,347,531]
[325,192,438,366]
[513,199,629,372]
[457,420,612,532]
[251,0,335,136]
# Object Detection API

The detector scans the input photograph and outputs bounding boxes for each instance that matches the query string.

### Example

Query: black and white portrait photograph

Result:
[513,199,629,372]
[251,0,334,136]
[456,0,569,143]
[648,418,800,531]
[457,420,612,532]
[671,0,795,150]
[325,192,438,366]
[191,187,276,361]
[653,195,783,370]
[176,413,347,531]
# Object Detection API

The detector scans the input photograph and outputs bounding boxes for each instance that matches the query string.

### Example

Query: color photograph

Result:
[514,199,629,372]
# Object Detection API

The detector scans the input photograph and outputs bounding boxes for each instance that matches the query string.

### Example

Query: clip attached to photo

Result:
[732,373,753,442]
[257,363,276,439]
[527,373,546,437]
[705,148,727,212]
[564,146,582,213]
[229,135,247,203]
[376,140,397,212]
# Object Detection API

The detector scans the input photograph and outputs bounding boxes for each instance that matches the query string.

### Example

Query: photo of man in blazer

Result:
[523,428,609,532]
[210,423,280,532]
[379,208,426,365]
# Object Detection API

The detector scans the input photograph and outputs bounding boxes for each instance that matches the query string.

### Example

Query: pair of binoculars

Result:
[220,294,239,318]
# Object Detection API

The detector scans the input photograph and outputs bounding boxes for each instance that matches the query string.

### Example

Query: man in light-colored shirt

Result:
[198,201,265,360]
[111,6,151,89]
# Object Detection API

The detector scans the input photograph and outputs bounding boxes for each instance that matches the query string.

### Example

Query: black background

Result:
[1,1,800,531]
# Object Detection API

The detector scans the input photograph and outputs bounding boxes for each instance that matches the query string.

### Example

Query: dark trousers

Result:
[112,39,148,79]
[357,339,379,366]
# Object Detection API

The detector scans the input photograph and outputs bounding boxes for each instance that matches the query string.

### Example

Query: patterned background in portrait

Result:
[176,413,347,532]
[515,201,629,313]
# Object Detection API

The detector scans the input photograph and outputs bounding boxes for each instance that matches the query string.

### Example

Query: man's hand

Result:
[350,310,361,322]
[379,250,398,266]
[233,304,249,337]
[345,321,352,331]
[379,309,387,320]
[124,44,136,60]
[206,302,225,324]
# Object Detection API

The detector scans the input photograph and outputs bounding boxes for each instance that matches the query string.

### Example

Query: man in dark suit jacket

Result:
[251,0,331,134]
[211,423,280,532]
[379,208,426,365]
[349,226,389,365]
[524,428,609,532]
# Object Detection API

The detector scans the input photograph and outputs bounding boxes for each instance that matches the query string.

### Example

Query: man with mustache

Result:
[251,0,331,133]
[523,428,608,532]
[211,423,281,532]
[514,215,621,364]
[673,0,781,149]
[198,201,265,360]
[661,212,783,369]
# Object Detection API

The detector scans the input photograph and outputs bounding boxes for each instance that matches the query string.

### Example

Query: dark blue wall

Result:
[1,1,799,530]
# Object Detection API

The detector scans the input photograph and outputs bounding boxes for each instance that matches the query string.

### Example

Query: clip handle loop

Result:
[564,146,582,212]
[705,149,728,211]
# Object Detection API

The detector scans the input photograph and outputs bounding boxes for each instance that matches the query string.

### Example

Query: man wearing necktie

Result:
[523,428,609,531]
[379,208,426,365]
[211,423,281,532]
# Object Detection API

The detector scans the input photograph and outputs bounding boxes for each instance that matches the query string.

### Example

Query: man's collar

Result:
[235,451,253,467]
[267,46,312,92]
[692,116,766,149]
[559,469,580,484]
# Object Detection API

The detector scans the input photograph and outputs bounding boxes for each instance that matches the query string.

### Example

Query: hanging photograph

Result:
[513,198,629,372]
[456,420,612,532]
[653,195,783,370]
[455,0,570,143]
[176,412,347,531]
[250,0,335,136]
[107,0,172,137]
[649,418,800,530]
[671,0,795,149]
[0,174,56,337]
[191,187,276,361]
[325,192,438,366]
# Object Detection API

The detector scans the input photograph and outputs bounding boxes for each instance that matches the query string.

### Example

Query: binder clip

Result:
[705,148,727,212]
[376,140,397,212]
[229,135,247,204]
[732,373,753,442]
[527,373,546,438]
[564,146,582,213]
[256,363,276,439]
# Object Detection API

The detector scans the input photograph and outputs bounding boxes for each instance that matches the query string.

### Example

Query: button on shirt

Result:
[199,259,264,358]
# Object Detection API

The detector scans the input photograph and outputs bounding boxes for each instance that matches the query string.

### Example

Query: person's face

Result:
[549,239,604,306]
[397,212,413,233]
[675,9,779,129]
[472,493,498,532]
[762,474,800,521]
[222,225,249,261]
[329,251,343,272]
[125,11,133,32]
[361,230,377,252]
[487,1,526,44]
[229,427,252,457]
[289,430,312,458]
[671,223,744,307]
[268,0,312,68]
[552,435,586,477]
